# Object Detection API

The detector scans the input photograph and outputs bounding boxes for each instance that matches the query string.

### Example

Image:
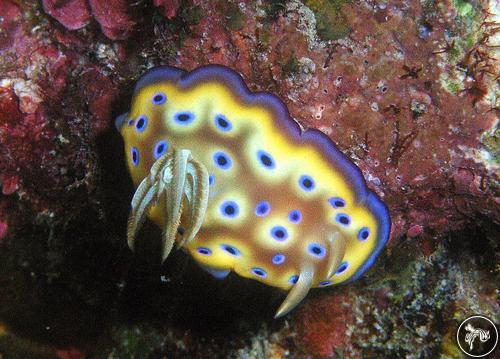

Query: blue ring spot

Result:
[213,151,232,170]
[272,254,285,265]
[214,114,232,132]
[197,247,211,255]
[135,115,147,132]
[288,210,302,224]
[256,150,275,169]
[289,275,298,284]
[270,226,288,241]
[307,243,326,258]
[255,201,271,217]
[152,92,166,105]
[299,175,315,191]
[319,280,332,286]
[131,147,139,167]
[335,213,351,227]
[220,200,239,218]
[153,140,168,159]
[358,227,370,241]
[208,175,215,186]
[328,197,346,208]
[221,244,240,257]
[336,261,349,274]
[251,267,267,278]
[127,119,134,126]
[174,111,195,125]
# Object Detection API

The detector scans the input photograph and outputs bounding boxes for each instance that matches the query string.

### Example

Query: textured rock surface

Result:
[0,0,498,358]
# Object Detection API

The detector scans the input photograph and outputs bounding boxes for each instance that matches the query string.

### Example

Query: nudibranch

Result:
[116,65,390,317]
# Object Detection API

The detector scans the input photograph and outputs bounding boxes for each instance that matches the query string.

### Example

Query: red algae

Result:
[0,83,58,208]
[176,0,499,244]
[1,175,18,196]
[153,0,180,19]
[0,0,22,49]
[42,0,91,30]
[295,293,352,358]
[407,224,424,238]
[41,0,135,40]
[88,0,135,40]
[56,347,83,359]
[80,67,119,136]
[0,220,7,240]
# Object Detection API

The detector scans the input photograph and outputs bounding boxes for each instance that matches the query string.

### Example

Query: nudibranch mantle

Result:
[116,65,390,317]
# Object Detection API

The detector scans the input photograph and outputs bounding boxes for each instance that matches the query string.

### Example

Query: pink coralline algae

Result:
[56,347,83,359]
[153,0,180,19]
[42,0,91,31]
[80,67,118,135]
[87,0,136,40]
[175,0,499,247]
[42,0,181,40]
[0,84,55,203]
[0,220,7,240]
[0,0,22,50]
[42,0,134,40]
[0,2,119,236]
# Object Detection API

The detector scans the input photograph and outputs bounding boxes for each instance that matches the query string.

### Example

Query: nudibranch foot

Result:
[127,149,209,261]
[274,233,346,317]
[326,233,347,278]
[275,263,315,318]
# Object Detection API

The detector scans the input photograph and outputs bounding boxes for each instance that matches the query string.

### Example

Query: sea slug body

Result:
[116,65,391,317]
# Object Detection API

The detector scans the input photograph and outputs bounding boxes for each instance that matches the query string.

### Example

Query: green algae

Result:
[447,41,462,63]
[261,0,288,22]
[161,1,203,46]
[439,73,464,94]
[257,25,271,50]
[305,0,350,41]
[480,125,500,165]
[452,0,477,18]
[352,218,500,358]
[281,53,301,76]
[0,330,55,359]
[105,325,165,359]
[430,0,486,97]
[354,246,460,357]
[226,2,245,31]
[450,1,481,59]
